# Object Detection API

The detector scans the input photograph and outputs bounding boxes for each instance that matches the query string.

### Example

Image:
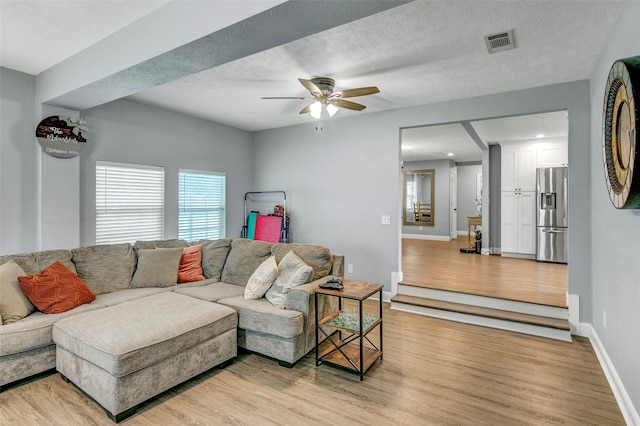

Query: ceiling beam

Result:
[37,0,410,111]
[461,121,488,151]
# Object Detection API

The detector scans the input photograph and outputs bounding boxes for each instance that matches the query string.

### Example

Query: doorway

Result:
[399,111,569,306]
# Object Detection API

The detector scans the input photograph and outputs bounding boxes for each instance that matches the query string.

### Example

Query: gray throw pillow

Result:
[265,251,313,308]
[197,239,231,280]
[130,248,183,288]
[221,239,273,286]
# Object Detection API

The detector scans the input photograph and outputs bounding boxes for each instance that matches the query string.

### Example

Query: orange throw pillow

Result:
[18,261,96,314]
[177,244,205,283]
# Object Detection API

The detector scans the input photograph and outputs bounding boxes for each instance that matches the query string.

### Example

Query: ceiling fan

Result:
[261,77,380,118]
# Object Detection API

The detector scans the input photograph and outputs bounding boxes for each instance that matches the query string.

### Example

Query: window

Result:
[178,170,226,241]
[96,161,164,244]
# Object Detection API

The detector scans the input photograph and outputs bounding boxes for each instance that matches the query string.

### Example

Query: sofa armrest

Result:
[284,277,334,314]
[330,255,344,277]
[284,276,339,354]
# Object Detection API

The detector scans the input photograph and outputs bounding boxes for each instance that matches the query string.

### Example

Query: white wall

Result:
[80,99,254,245]
[588,0,640,414]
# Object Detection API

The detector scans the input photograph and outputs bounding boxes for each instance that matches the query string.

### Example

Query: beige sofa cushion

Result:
[0,249,76,275]
[218,296,303,339]
[0,260,35,324]
[174,281,245,302]
[94,287,172,307]
[71,243,136,295]
[196,239,231,280]
[271,243,332,281]
[52,292,237,377]
[0,302,104,356]
[221,239,273,286]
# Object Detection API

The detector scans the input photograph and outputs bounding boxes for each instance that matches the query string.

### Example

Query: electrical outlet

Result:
[603,311,607,328]
[381,215,390,225]
[419,226,423,231]
[347,264,353,274]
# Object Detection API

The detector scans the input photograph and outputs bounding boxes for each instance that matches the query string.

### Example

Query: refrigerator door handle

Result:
[563,175,568,225]
[541,228,567,233]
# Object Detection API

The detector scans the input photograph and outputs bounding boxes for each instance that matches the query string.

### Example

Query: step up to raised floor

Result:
[390,293,571,342]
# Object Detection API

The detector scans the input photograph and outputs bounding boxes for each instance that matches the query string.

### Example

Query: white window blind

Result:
[179,170,226,241]
[96,161,165,244]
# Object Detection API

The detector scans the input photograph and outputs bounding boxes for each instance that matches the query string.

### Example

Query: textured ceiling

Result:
[402,123,482,163]
[125,0,625,132]
[0,1,626,161]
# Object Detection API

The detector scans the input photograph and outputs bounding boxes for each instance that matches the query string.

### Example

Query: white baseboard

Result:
[567,294,580,335]
[402,233,450,241]
[582,323,640,425]
[501,252,535,260]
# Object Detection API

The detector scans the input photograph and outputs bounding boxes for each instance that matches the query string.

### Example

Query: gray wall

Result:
[0,76,254,253]
[588,0,640,411]
[0,68,37,255]
[402,159,452,238]
[251,117,400,286]
[456,163,482,233]
[80,99,254,245]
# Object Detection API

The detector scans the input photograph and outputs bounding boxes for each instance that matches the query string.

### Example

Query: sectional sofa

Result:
[0,238,343,395]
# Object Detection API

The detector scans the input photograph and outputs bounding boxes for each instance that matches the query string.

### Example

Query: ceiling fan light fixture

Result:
[310,101,322,119]
[326,103,339,117]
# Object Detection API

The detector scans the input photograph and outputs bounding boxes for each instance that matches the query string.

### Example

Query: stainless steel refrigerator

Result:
[536,167,568,263]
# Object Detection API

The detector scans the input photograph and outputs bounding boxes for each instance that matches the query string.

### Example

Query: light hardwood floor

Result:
[0,301,623,425]
[402,238,568,307]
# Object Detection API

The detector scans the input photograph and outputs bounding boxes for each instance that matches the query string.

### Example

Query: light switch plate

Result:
[381,215,391,225]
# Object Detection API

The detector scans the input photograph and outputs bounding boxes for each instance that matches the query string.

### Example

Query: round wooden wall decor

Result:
[35,116,87,159]
[602,56,640,209]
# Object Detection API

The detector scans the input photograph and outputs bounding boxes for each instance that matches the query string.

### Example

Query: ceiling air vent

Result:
[484,30,515,54]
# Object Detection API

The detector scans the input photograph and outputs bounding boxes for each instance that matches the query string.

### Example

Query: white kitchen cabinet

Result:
[501,143,537,192]
[536,141,568,167]
[501,191,536,256]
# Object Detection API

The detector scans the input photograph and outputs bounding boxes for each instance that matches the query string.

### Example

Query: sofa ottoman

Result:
[52,292,237,422]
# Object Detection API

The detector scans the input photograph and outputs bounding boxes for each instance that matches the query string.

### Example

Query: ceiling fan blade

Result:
[299,104,312,115]
[261,96,311,100]
[329,99,367,111]
[337,86,380,98]
[298,78,323,97]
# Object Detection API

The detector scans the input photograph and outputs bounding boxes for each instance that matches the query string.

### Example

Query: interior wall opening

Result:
[399,110,569,307]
